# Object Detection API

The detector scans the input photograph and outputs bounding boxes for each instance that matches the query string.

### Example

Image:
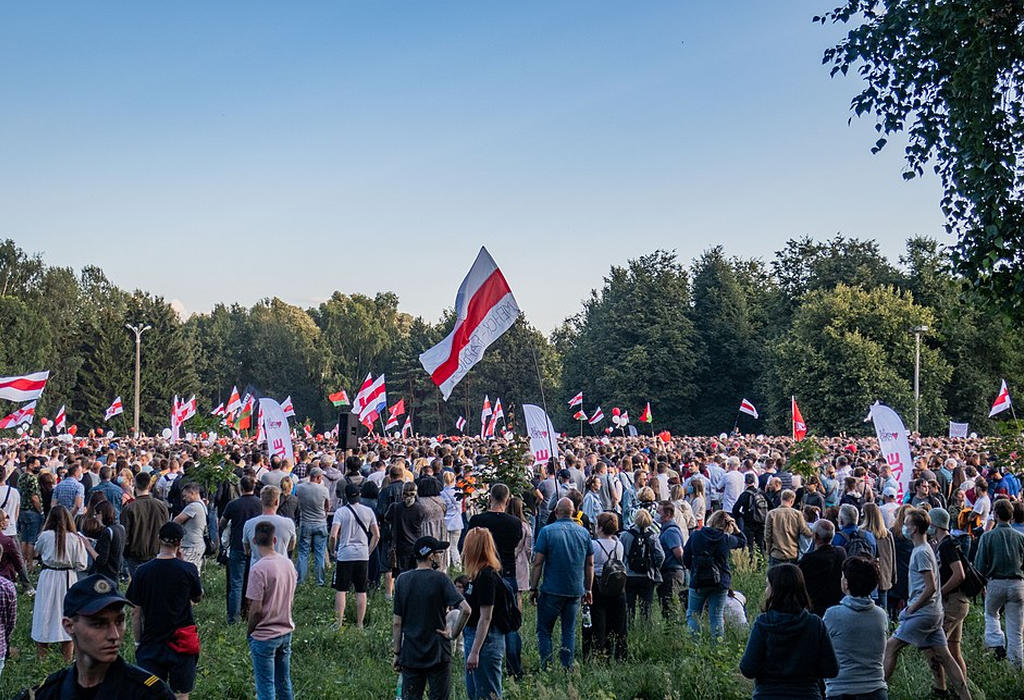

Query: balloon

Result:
[106,430,115,438]
[658,430,672,444]
[161,428,172,439]
[15,425,24,435]
[969,432,978,439]
[612,408,621,417]
[719,433,728,441]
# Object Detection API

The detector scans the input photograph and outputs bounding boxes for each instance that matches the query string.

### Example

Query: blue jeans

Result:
[687,586,727,639]
[874,589,888,612]
[536,592,581,669]
[249,632,293,700]
[297,523,328,585]
[228,547,248,623]
[501,575,523,678]
[463,626,505,699]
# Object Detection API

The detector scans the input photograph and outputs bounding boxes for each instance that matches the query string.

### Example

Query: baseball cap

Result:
[159,521,186,544]
[63,575,132,617]
[929,508,951,531]
[344,483,360,502]
[557,469,571,481]
[883,486,898,498]
[414,536,450,559]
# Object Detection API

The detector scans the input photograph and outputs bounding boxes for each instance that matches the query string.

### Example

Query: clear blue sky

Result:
[1,2,945,332]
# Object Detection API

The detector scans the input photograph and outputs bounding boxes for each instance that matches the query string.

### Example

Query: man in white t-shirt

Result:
[972,477,992,526]
[329,483,379,628]
[722,457,745,514]
[243,486,297,567]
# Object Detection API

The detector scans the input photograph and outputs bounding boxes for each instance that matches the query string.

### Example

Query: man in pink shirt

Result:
[246,521,297,700]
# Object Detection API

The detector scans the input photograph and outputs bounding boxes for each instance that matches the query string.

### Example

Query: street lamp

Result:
[125,323,152,436]
[912,325,929,434]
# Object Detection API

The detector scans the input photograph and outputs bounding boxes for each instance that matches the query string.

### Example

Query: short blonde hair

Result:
[633,509,653,530]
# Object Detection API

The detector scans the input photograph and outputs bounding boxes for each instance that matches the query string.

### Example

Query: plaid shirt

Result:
[291,461,309,481]
[0,576,15,659]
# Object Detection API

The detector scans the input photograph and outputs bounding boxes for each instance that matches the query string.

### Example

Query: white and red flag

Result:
[492,398,504,421]
[280,396,295,418]
[104,397,124,422]
[225,385,242,413]
[568,392,583,408]
[455,416,466,432]
[419,247,520,400]
[54,405,66,432]
[401,416,412,438]
[211,402,226,417]
[588,407,604,425]
[177,395,197,423]
[353,373,374,412]
[0,371,49,402]
[485,413,498,438]
[0,401,36,429]
[990,379,1012,418]
[385,412,400,432]
[256,402,266,444]
[303,424,313,438]
[739,399,759,419]
[792,397,807,441]
[358,375,387,426]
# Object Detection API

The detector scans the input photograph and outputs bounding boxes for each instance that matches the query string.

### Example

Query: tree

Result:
[560,251,698,432]
[817,1,1024,316]
[772,284,951,434]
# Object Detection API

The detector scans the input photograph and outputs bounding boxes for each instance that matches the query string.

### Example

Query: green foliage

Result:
[985,420,1024,476]
[817,0,1024,318]
[188,452,239,495]
[468,438,535,510]
[786,437,827,482]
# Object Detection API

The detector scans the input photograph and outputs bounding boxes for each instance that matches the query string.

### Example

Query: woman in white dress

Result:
[32,504,87,661]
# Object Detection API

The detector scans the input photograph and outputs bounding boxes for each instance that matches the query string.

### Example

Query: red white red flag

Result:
[225,386,242,413]
[211,402,226,417]
[990,379,1012,418]
[419,247,520,400]
[456,416,466,432]
[792,397,807,441]
[281,396,295,418]
[104,397,124,422]
[739,399,759,419]
[354,373,374,413]
[568,392,583,407]
[401,416,412,437]
[54,405,66,432]
[588,407,604,425]
[0,401,36,428]
[0,371,49,402]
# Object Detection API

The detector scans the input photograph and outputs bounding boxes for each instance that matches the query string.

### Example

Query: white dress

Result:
[31,530,88,642]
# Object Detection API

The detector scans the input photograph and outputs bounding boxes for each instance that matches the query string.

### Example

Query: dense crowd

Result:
[0,430,1021,699]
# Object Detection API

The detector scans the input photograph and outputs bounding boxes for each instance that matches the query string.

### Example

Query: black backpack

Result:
[626,528,655,573]
[749,491,768,525]
[690,551,722,589]
[950,538,987,598]
[839,528,875,560]
[596,540,627,596]
[497,575,522,632]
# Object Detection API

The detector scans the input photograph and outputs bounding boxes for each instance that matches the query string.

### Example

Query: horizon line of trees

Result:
[1,235,1022,437]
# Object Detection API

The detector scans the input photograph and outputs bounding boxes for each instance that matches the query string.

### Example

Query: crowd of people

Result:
[0,430,1021,699]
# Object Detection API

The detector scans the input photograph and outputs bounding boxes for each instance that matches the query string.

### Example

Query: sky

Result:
[0,2,946,332]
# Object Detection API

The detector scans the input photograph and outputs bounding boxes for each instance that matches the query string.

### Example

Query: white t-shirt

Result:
[332,503,376,561]
[179,500,208,549]
[972,494,992,524]
[722,471,745,513]
[243,514,297,565]
[0,485,19,536]
[879,501,899,529]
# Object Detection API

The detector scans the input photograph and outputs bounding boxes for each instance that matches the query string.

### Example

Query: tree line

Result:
[2,235,1021,437]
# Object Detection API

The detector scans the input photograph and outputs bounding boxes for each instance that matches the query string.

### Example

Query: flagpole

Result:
[529,342,558,466]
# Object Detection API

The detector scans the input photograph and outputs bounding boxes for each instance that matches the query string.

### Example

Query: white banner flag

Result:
[949,421,969,438]
[523,403,558,467]
[260,398,294,465]
[869,403,913,502]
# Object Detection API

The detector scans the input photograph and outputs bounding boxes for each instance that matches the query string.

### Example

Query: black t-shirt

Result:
[467,512,522,578]
[125,558,203,645]
[937,536,962,587]
[391,502,428,556]
[393,568,464,669]
[222,495,262,552]
[465,566,510,633]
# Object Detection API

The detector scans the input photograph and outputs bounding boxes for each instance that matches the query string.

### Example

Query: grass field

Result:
[1,556,1020,699]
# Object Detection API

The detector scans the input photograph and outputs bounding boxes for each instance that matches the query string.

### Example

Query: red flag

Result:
[639,402,652,423]
[792,397,807,441]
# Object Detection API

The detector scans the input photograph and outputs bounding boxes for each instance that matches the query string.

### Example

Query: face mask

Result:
[116,476,124,485]
[926,525,937,537]
[901,525,913,539]
[686,485,694,495]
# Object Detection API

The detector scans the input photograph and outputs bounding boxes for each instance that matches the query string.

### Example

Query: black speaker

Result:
[338,411,359,450]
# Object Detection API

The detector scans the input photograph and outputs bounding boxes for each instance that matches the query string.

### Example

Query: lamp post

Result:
[125,323,152,436]
[912,325,929,434]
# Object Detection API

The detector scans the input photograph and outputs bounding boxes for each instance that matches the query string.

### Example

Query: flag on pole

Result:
[456,416,466,432]
[104,397,124,422]
[568,392,583,407]
[0,401,36,428]
[255,402,266,444]
[990,379,1012,418]
[0,371,49,402]
[388,399,406,419]
[573,409,588,421]
[329,390,350,407]
[357,375,387,426]
[401,416,412,437]
[211,402,225,417]
[485,413,498,438]
[492,398,504,421]
[176,395,197,423]
[225,386,242,413]
[237,395,254,431]
[589,407,604,425]
[353,374,374,412]
[54,405,66,432]
[303,424,313,438]
[480,395,492,436]
[385,412,400,432]
[418,247,521,400]
[792,397,807,441]
[739,399,759,419]
[639,403,652,423]
[621,411,629,424]
[280,396,295,418]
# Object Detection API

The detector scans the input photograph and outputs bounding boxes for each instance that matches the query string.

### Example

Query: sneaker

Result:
[993,645,1007,661]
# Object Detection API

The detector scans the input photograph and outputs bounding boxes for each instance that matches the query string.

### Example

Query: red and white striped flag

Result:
[104,397,124,422]
[211,402,226,417]
[492,398,504,421]
[54,405,66,432]
[358,375,387,426]
[990,379,1012,418]
[177,395,197,423]
[401,416,412,437]
[739,399,759,419]
[419,247,520,400]
[568,392,583,407]
[385,412,401,432]
[0,371,49,402]
[303,424,313,438]
[281,396,295,418]
[256,403,266,443]
[225,385,242,413]
[0,401,36,429]
[589,407,604,425]
[353,373,374,413]
[455,416,466,432]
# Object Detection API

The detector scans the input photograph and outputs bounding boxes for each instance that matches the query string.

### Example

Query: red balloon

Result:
[611,407,621,417]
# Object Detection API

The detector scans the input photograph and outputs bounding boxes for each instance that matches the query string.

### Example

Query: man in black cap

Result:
[393,535,470,700]
[126,522,203,700]
[15,574,175,699]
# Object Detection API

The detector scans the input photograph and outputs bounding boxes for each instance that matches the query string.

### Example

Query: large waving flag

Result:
[568,392,583,408]
[0,371,49,402]
[792,397,807,441]
[358,375,387,426]
[588,406,604,425]
[0,401,36,429]
[419,247,520,400]
[990,379,1012,418]
[739,399,759,419]
[177,395,197,423]
[104,397,124,422]
[281,396,295,418]
[225,385,242,413]
[353,374,374,412]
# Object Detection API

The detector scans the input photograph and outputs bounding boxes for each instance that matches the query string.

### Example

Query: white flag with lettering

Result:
[949,421,969,438]
[260,398,294,465]
[523,404,559,467]
[869,403,913,502]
